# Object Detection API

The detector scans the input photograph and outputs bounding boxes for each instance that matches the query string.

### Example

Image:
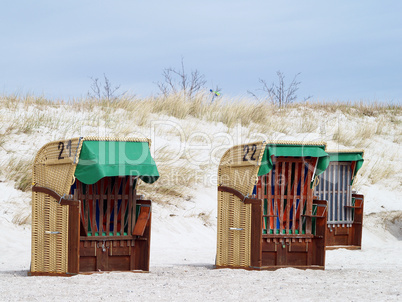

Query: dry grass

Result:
[365,159,396,185]
[1,93,401,219]
[0,133,5,149]
[394,130,402,144]
[12,207,32,225]
[332,125,355,146]
[137,163,200,205]
[332,121,380,148]
[0,156,33,192]
[298,111,319,133]
[136,144,204,205]
[67,92,277,128]
[3,93,401,124]
[185,210,214,227]
[197,210,214,227]
[298,100,401,117]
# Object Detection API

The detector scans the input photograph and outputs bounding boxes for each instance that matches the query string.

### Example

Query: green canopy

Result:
[74,140,159,185]
[258,143,330,179]
[327,151,364,184]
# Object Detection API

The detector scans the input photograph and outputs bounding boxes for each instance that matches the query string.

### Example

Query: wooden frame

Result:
[255,157,327,269]
[315,160,364,249]
[73,176,152,273]
[29,180,152,276]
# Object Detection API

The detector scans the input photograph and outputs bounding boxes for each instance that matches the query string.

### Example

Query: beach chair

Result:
[315,150,364,249]
[29,137,159,276]
[216,141,330,270]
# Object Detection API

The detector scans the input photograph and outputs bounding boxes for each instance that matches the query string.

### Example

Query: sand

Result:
[0,183,401,301]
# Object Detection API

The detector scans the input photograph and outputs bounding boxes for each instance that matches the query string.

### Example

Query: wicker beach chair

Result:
[315,150,364,249]
[29,137,159,276]
[216,141,330,270]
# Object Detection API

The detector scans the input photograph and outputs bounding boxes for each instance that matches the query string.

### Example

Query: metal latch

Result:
[97,241,108,252]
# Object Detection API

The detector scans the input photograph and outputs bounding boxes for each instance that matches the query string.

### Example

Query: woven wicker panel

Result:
[216,141,266,267]
[31,138,83,273]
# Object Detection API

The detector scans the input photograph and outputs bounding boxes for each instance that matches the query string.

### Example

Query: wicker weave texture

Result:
[31,138,83,273]
[216,141,266,267]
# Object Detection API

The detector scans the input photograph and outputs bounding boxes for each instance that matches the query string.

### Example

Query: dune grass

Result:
[0,93,401,218]
[0,156,33,192]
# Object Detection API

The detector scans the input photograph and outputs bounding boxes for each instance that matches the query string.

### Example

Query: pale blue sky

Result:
[1,1,401,103]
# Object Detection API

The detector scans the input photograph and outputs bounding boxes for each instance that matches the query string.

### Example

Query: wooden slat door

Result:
[73,176,137,238]
[315,162,353,226]
[259,157,316,236]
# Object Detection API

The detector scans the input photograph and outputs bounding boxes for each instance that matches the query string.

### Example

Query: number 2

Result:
[250,144,257,160]
[243,145,250,161]
[58,142,64,160]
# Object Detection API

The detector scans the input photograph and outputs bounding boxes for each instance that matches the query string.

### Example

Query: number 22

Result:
[243,144,257,161]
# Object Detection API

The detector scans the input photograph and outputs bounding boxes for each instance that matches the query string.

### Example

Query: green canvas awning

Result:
[258,143,330,179]
[327,151,364,184]
[74,140,159,184]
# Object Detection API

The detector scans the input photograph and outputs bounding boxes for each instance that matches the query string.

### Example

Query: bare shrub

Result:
[87,74,129,104]
[249,71,311,107]
[157,57,207,101]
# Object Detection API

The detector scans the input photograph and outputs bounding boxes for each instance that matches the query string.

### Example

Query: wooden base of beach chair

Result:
[326,245,361,251]
[79,236,151,273]
[72,177,152,273]
[259,238,326,269]
[325,193,364,249]
[325,226,362,250]
[250,158,327,270]
[217,184,327,271]
[315,157,365,250]
[251,200,327,270]
[78,199,152,273]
